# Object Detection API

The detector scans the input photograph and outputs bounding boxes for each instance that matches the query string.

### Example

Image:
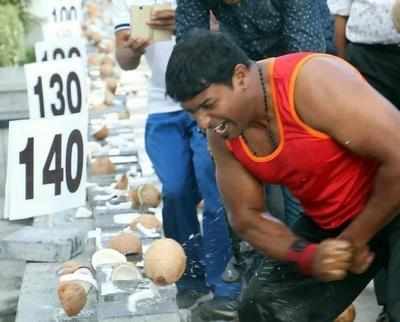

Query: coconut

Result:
[100,63,114,79]
[90,157,115,176]
[104,90,114,106]
[93,125,109,141]
[58,282,87,317]
[91,32,102,45]
[86,2,99,19]
[393,0,400,32]
[98,40,114,54]
[87,53,103,66]
[102,55,115,66]
[112,262,142,282]
[129,184,161,208]
[144,238,186,285]
[334,304,356,322]
[115,174,128,190]
[58,261,82,276]
[130,214,162,231]
[109,232,142,255]
[105,78,118,94]
[91,248,127,270]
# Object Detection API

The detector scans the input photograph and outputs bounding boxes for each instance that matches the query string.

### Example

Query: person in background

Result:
[165,30,400,322]
[111,0,240,312]
[328,1,400,320]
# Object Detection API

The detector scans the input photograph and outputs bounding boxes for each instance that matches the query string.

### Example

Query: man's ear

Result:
[232,64,250,91]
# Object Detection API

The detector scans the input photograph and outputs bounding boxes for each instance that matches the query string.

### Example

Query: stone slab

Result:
[0,226,86,262]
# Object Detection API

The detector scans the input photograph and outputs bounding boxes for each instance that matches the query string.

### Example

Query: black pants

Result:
[238,214,400,322]
[346,42,400,110]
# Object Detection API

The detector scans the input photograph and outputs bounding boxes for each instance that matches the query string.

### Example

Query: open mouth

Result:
[213,121,228,136]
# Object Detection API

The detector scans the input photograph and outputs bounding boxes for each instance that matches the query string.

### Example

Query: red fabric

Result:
[226,53,377,229]
[287,243,317,275]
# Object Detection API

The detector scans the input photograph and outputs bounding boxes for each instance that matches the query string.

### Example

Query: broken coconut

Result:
[58,282,87,317]
[94,125,109,140]
[100,63,114,79]
[90,157,115,176]
[129,214,162,231]
[334,304,356,322]
[144,238,186,285]
[393,0,400,32]
[115,174,128,190]
[91,248,127,270]
[105,78,118,95]
[129,184,161,208]
[109,232,142,255]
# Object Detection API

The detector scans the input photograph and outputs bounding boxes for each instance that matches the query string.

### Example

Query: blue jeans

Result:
[145,111,240,298]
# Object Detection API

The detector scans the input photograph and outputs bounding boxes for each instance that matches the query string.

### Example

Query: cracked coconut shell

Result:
[115,174,128,190]
[58,282,87,317]
[144,238,186,285]
[94,125,109,141]
[393,0,400,32]
[109,232,142,255]
[334,304,356,322]
[100,63,114,79]
[90,157,115,176]
[130,214,162,231]
[129,184,161,208]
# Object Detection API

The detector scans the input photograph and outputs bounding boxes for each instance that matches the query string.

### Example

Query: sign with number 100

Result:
[48,0,82,23]
[5,115,87,220]
[25,58,87,119]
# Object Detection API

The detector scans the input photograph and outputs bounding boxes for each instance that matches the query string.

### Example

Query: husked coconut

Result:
[94,125,109,140]
[100,63,114,79]
[105,78,118,94]
[334,304,356,322]
[91,32,102,45]
[104,90,114,106]
[109,232,142,255]
[115,174,128,190]
[90,157,115,176]
[129,184,161,208]
[58,282,87,317]
[87,53,103,66]
[102,55,115,66]
[130,214,162,231]
[144,238,186,285]
[393,0,400,32]
[58,261,82,276]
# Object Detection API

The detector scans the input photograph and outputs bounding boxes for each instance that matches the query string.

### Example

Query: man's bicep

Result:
[208,133,266,218]
[296,58,400,161]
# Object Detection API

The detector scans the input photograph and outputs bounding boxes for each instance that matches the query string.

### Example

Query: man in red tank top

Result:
[166,30,400,322]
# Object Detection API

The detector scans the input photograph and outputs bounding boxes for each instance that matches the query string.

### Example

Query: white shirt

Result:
[112,0,181,114]
[328,0,400,45]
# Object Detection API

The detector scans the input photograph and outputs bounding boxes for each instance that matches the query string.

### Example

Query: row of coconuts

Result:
[58,235,186,317]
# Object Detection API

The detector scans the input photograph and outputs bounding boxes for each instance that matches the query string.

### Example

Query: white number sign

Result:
[25,58,87,119]
[48,0,82,24]
[35,39,87,63]
[4,115,87,220]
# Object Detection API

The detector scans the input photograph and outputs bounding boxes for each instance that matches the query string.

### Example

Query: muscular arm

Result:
[207,131,299,260]
[176,0,210,42]
[281,0,326,53]
[295,57,400,249]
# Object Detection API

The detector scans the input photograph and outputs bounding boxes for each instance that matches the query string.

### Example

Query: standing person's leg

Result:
[188,118,240,297]
[145,111,210,303]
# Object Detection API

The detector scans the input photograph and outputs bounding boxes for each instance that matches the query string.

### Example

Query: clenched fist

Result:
[312,239,353,282]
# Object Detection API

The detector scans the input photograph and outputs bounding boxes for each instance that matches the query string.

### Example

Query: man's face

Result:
[182,68,253,139]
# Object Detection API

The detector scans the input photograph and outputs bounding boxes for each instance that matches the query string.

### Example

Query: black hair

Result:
[166,30,251,102]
